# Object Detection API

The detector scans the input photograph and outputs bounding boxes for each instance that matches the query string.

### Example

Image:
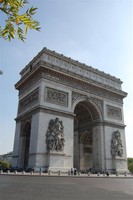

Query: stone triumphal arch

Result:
[12,48,128,173]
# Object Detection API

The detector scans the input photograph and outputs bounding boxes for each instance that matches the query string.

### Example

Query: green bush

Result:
[128,158,133,172]
[0,161,11,169]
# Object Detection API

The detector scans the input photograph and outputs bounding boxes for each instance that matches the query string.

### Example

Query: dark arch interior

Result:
[74,101,100,132]
[74,101,100,171]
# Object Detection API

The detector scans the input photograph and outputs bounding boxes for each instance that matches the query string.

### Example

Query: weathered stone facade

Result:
[12,48,128,173]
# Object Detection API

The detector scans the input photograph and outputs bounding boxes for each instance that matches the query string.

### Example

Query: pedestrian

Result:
[71,168,74,175]
[74,168,77,175]
[106,171,109,177]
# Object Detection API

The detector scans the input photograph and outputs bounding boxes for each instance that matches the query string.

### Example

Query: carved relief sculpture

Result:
[19,88,39,112]
[107,105,122,120]
[46,118,65,152]
[45,87,68,106]
[111,130,123,157]
[72,91,85,103]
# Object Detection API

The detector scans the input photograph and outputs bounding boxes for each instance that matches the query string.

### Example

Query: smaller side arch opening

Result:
[20,121,31,169]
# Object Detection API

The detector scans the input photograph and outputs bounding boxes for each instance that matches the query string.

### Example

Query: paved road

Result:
[0,175,133,200]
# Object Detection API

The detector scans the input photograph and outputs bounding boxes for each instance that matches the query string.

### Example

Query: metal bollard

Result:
[88,172,91,176]
[97,172,100,176]
[31,171,33,175]
[48,170,51,175]
[124,172,127,176]
[78,171,81,176]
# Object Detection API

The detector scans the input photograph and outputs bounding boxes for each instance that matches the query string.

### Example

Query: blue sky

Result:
[0,0,133,157]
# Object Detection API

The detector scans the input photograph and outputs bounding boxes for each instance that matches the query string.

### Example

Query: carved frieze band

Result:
[106,105,122,120]
[19,88,39,112]
[43,69,123,103]
[19,72,41,95]
[45,87,68,107]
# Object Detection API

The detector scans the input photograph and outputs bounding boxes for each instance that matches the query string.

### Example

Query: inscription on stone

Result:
[45,87,68,106]
[106,105,122,120]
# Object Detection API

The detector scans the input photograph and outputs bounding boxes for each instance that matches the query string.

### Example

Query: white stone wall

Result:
[103,101,124,123]
[30,111,74,170]
[92,125,105,172]
[12,122,21,167]
[104,125,127,172]
[42,80,72,113]
[14,49,127,172]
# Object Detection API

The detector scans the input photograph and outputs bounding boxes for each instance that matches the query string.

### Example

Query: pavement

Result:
[0,173,133,200]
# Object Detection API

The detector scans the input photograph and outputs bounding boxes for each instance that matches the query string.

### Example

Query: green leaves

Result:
[26,6,38,16]
[0,0,41,42]
[128,158,133,172]
[1,20,15,41]
[0,160,11,169]
[17,27,25,42]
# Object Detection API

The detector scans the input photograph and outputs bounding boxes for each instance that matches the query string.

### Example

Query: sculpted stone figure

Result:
[111,130,123,157]
[46,118,65,152]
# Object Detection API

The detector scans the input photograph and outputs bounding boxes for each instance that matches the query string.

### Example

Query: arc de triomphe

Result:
[12,48,128,173]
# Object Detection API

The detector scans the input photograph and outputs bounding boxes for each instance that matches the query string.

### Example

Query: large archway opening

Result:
[74,100,100,172]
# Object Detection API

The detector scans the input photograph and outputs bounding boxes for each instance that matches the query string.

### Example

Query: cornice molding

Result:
[16,65,127,104]
[15,105,75,122]
[20,48,122,84]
